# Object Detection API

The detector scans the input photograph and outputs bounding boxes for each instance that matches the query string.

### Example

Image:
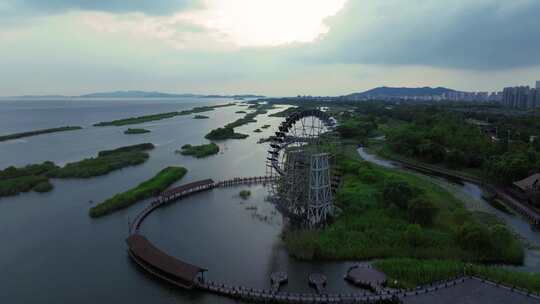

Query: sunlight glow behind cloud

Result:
[82,0,348,49]
[185,0,348,47]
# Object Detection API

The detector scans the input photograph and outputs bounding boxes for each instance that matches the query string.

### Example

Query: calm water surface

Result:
[0,99,359,304]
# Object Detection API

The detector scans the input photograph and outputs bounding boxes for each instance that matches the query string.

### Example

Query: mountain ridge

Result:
[4,90,265,99]
[346,86,456,98]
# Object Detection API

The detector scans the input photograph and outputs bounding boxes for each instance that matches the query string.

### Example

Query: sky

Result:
[1,0,540,96]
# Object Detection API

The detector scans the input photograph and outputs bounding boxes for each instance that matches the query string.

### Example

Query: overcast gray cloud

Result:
[1,0,540,96]
[310,0,540,69]
[1,0,196,16]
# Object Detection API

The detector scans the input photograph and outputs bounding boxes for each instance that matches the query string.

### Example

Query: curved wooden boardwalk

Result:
[127,177,540,303]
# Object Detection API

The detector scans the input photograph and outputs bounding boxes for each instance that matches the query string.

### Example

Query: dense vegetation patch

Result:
[177,143,219,158]
[205,127,249,140]
[268,107,298,117]
[178,103,235,116]
[0,126,82,142]
[193,115,209,119]
[375,258,540,292]
[239,189,251,199]
[124,128,150,134]
[89,166,187,217]
[48,143,154,178]
[361,104,540,185]
[205,103,274,140]
[283,154,523,264]
[94,103,234,127]
[261,125,271,129]
[94,112,179,127]
[0,162,58,197]
[253,129,262,133]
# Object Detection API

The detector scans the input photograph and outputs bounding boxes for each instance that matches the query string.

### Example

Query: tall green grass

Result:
[283,154,524,264]
[89,166,187,217]
[375,258,540,292]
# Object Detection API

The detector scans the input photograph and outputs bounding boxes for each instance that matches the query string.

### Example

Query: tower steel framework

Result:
[266,108,337,228]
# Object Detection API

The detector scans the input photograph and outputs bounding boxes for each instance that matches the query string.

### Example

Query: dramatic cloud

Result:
[1,0,540,96]
[312,0,540,69]
[3,0,197,15]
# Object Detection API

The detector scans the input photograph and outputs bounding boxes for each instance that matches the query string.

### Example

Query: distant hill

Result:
[6,90,265,99]
[346,86,456,99]
[80,91,197,98]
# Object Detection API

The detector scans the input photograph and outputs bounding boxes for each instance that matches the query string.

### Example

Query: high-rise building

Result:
[536,81,540,90]
[503,84,539,109]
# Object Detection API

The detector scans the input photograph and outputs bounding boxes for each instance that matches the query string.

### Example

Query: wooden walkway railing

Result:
[215,176,277,187]
[127,176,540,303]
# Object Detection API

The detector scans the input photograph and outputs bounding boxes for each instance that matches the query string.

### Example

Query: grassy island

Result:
[0,144,155,197]
[284,151,523,264]
[261,124,271,129]
[94,112,179,127]
[124,128,150,135]
[204,103,274,140]
[0,161,58,197]
[239,190,251,199]
[178,103,235,116]
[235,111,247,114]
[268,107,298,117]
[253,129,262,133]
[177,143,219,158]
[205,127,249,140]
[48,143,154,178]
[94,103,235,127]
[193,115,209,119]
[0,126,82,142]
[89,166,187,217]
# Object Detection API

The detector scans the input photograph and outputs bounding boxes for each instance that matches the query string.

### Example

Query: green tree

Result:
[382,180,418,209]
[405,224,424,247]
[408,197,438,226]
[457,223,492,253]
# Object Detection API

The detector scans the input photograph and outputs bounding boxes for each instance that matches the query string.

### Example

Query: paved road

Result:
[403,278,540,304]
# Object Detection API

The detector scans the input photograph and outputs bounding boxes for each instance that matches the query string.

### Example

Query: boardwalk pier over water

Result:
[126,177,540,303]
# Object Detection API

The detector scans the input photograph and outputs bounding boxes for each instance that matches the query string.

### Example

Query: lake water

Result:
[0,98,360,303]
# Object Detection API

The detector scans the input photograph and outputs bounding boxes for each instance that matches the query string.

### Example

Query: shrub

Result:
[239,189,251,199]
[457,223,492,253]
[446,149,466,169]
[405,224,423,247]
[382,180,418,209]
[33,181,53,193]
[407,197,438,226]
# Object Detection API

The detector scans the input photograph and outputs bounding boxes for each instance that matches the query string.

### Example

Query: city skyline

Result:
[1,0,540,96]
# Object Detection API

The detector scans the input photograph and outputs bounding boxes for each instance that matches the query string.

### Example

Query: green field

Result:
[283,151,523,264]
[0,126,82,142]
[89,166,187,217]
[177,143,219,158]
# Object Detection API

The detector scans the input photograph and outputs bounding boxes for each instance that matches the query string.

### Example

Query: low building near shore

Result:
[513,173,540,205]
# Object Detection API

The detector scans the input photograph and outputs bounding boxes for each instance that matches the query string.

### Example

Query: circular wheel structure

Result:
[266,109,338,227]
